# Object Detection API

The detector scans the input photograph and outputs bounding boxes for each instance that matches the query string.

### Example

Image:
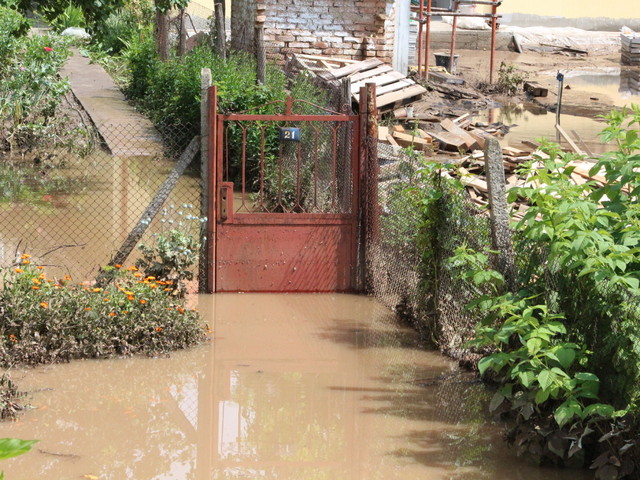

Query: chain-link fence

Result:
[0,122,201,283]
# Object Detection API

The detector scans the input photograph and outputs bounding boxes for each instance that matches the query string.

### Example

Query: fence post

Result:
[255,24,266,85]
[198,68,212,293]
[485,137,516,289]
[215,3,226,60]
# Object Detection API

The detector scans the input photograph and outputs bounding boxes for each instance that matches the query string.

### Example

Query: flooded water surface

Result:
[0,294,588,479]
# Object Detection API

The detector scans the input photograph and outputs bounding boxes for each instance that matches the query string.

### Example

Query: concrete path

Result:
[61,50,163,157]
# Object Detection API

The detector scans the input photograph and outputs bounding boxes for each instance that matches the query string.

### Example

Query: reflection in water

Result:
[0,294,588,479]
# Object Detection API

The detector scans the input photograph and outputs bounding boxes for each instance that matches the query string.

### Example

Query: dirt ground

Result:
[410,48,638,119]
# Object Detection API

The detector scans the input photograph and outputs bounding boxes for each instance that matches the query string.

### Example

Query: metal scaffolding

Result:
[414,0,502,83]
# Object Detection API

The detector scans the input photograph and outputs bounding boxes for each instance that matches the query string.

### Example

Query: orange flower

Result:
[21,254,31,259]
[109,312,116,317]
[14,267,22,273]
[124,311,129,314]
[85,307,91,311]
[92,288,101,293]
[165,281,173,285]
[133,273,142,278]
[146,276,156,281]
[128,266,138,271]
[23,259,30,264]
[37,266,44,270]
[127,295,134,301]
[164,288,171,292]
[39,273,45,279]
[177,307,185,314]
[124,291,134,296]
[155,327,163,332]
[167,307,172,311]
[32,286,39,290]
[40,302,48,308]
[32,278,41,285]
[9,334,17,343]
[150,284,157,289]
[140,299,147,305]
[64,275,71,281]
[115,264,122,269]
[103,297,110,302]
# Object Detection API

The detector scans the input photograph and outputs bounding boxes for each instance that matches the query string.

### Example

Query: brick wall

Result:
[232,0,396,62]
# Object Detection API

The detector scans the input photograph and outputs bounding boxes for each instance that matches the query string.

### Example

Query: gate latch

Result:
[219,182,233,222]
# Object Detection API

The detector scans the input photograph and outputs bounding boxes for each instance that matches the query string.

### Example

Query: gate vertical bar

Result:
[199,68,212,292]
[206,85,218,293]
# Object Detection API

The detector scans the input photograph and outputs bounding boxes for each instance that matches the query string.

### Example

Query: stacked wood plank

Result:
[285,54,427,111]
[621,29,640,66]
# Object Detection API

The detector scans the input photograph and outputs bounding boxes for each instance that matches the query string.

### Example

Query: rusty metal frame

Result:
[412,0,501,83]
[208,90,365,292]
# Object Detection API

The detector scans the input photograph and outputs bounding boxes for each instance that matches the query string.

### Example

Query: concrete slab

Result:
[61,50,163,157]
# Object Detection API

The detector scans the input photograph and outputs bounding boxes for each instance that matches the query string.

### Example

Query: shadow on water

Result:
[0,294,590,479]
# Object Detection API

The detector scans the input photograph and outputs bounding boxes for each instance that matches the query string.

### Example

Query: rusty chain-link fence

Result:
[0,122,201,283]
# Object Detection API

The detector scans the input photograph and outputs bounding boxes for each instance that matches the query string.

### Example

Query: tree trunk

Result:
[155,9,170,61]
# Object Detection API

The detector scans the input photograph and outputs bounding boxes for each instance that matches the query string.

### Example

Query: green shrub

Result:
[0,255,207,364]
[42,2,86,32]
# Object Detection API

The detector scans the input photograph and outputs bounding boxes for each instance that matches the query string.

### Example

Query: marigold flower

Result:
[165,281,173,285]
[109,312,116,317]
[124,311,129,314]
[21,254,31,259]
[9,334,17,343]
[155,327,163,332]
[128,266,138,271]
[140,299,147,305]
[115,264,122,269]
[146,276,156,280]
[40,302,48,308]
[14,268,22,273]
[65,275,71,281]
[177,307,185,314]
[37,266,44,270]
[23,259,30,264]
[104,298,110,302]
[32,286,39,290]
[150,284,157,289]
[85,307,91,311]
[93,288,101,293]
[32,278,41,284]
[124,291,134,296]
[133,273,142,278]
[164,288,171,292]
[127,295,134,301]
[43,46,53,52]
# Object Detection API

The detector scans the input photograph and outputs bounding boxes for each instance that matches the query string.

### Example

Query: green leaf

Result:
[575,372,599,382]
[477,356,493,376]
[0,438,38,461]
[526,337,542,355]
[583,404,614,418]
[537,369,554,390]
[535,388,550,404]
[489,391,504,412]
[518,371,535,388]
[555,348,576,369]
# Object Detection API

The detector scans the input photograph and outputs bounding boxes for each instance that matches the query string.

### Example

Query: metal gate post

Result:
[206,85,218,293]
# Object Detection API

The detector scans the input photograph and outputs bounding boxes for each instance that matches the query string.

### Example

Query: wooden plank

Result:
[429,70,465,85]
[351,71,406,92]
[394,108,440,121]
[386,134,400,147]
[524,81,548,97]
[376,78,414,96]
[440,118,477,150]
[348,65,394,84]
[459,167,488,193]
[392,131,432,150]
[375,84,427,108]
[555,124,584,155]
[378,125,389,141]
[297,54,358,64]
[429,130,466,151]
[329,58,383,79]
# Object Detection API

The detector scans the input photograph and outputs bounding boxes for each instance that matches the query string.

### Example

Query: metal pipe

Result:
[425,0,432,80]
[489,3,497,83]
[417,0,424,77]
[556,71,564,126]
[449,0,458,75]
[419,12,500,20]
[458,0,501,5]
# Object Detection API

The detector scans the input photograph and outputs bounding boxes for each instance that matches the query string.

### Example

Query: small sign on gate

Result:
[279,127,301,142]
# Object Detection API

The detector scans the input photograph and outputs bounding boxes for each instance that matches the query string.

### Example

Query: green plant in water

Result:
[496,62,527,96]
[0,438,38,479]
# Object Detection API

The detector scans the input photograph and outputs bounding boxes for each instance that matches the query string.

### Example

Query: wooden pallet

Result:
[621,32,640,66]
[286,54,427,111]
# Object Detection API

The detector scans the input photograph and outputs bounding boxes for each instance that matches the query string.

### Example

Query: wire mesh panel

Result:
[0,123,201,282]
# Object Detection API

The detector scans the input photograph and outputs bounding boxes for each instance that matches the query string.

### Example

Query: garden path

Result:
[61,49,163,157]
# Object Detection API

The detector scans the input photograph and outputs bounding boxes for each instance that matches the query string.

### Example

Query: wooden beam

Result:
[348,65,393,83]
[375,84,427,108]
[555,124,585,155]
[329,58,383,79]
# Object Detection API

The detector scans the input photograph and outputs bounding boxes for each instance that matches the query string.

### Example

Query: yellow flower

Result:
[128,266,138,271]
[23,259,30,264]
[14,267,22,273]
[146,276,156,280]
[21,254,31,259]
[32,278,41,285]
[39,273,45,279]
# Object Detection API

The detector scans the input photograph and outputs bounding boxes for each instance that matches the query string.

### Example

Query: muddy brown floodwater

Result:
[0,294,589,480]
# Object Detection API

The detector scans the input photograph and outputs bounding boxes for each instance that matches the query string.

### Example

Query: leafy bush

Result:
[0,255,207,365]
[42,2,86,32]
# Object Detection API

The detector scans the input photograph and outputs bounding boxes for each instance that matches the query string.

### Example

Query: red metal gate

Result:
[207,91,366,292]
